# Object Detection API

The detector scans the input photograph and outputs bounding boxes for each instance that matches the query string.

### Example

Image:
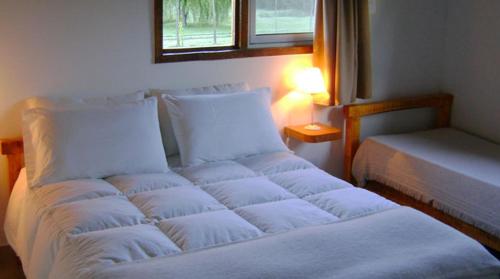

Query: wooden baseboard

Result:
[364,181,500,252]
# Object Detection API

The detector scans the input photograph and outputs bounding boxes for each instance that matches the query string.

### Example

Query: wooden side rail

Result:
[1,138,24,192]
[343,93,453,182]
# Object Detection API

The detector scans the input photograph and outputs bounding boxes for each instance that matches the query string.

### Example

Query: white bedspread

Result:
[353,128,500,238]
[5,151,500,279]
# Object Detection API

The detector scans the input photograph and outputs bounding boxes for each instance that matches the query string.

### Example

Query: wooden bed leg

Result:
[343,117,360,183]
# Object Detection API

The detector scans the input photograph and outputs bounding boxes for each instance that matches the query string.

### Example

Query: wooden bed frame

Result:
[343,93,500,251]
[1,138,24,192]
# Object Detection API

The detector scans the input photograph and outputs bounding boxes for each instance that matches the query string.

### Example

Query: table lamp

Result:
[296,67,327,131]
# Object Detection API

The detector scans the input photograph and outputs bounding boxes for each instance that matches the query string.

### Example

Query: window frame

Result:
[154,0,313,63]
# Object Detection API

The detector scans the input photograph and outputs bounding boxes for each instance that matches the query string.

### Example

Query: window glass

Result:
[254,0,315,35]
[162,0,235,49]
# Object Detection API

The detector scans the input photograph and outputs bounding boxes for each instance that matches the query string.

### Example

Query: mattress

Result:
[353,128,500,238]
[5,151,500,279]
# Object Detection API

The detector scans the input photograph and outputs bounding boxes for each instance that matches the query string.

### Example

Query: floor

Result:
[0,246,25,279]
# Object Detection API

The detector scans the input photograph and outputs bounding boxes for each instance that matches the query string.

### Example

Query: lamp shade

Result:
[296,67,327,94]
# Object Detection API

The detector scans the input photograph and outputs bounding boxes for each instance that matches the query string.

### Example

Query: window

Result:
[155,0,315,63]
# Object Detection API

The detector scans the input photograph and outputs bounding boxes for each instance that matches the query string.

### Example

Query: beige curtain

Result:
[313,0,372,105]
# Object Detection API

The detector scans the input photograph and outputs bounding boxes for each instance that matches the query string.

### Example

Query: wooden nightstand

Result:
[284,123,342,143]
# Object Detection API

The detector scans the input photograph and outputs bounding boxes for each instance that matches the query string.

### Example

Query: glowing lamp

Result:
[295,67,327,131]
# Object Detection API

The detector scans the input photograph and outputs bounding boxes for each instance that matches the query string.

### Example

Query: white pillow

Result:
[24,91,145,110]
[163,88,289,166]
[23,97,168,187]
[149,83,250,157]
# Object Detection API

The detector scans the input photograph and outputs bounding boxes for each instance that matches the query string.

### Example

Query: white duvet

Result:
[5,152,500,279]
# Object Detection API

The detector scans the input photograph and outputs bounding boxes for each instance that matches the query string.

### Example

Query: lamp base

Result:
[304,124,321,131]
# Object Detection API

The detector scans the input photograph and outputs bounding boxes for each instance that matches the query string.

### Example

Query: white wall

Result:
[443,0,500,143]
[0,0,447,245]
[362,0,447,138]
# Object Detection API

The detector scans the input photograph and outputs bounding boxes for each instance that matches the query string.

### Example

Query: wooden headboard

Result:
[1,138,24,192]
[343,93,454,183]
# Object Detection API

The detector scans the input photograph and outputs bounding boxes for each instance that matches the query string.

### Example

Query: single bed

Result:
[344,93,500,251]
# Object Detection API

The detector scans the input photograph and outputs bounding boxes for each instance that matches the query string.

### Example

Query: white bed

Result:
[5,151,500,279]
[353,128,500,239]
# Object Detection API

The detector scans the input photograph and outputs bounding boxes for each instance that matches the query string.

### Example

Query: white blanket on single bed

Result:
[353,128,500,238]
[5,152,500,279]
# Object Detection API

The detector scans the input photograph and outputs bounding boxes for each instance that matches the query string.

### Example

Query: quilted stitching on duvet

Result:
[37,152,397,274]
